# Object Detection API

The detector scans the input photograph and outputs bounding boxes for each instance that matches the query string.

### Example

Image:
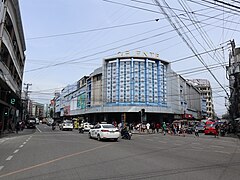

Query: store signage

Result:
[117,51,159,58]
[182,114,193,119]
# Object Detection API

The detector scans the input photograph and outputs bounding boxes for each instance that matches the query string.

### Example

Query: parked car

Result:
[89,123,120,141]
[59,120,73,131]
[26,118,36,129]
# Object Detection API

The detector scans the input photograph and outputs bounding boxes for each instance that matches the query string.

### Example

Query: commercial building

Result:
[27,100,44,119]
[54,51,206,125]
[187,79,213,119]
[0,0,26,133]
[227,41,240,121]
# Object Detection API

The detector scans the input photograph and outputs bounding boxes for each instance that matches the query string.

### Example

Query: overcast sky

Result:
[19,0,240,116]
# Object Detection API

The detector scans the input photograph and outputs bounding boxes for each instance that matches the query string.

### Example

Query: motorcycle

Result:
[121,129,132,140]
[220,128,225,136]
[79,127,84,133]
[52,125,56,130]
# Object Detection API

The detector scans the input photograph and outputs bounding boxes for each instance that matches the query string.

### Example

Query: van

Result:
[26,118,36,129]
[204,120,217,135]
[59,120,73,131]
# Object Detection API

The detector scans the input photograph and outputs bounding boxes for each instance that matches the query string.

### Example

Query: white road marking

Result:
[13,149,19,154]
[0,143,111,178]
[19,145,24,148]
[0,166,4,171]
[191,142,200,145]
[191,146,204,150]
[146,139,153,141]
[23,142,26,144]
[0,139,6,144]
[36,126,42,133]
[214,150,231,154]
[6,156,13,161]
[174,143,182,146]
[211,145,224,149]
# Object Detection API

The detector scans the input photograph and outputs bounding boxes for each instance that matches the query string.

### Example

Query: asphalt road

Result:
[0,124,239,180]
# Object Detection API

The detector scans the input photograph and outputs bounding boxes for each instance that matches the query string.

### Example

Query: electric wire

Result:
[187,0,240,16]
[25,17,229,73]
[178,0,226,68]
[26,19,159,40]
[153,0,229,99]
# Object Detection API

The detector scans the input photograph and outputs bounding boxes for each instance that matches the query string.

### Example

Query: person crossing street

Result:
[162,122,167,135]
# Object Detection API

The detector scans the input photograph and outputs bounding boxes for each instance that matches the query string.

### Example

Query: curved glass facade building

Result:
[56,51,206,123]
[103,52,168,107]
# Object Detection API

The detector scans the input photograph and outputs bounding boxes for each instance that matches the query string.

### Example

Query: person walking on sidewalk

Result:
[146,122,150,133]
[162,122,167,135]
[15,121,20,134]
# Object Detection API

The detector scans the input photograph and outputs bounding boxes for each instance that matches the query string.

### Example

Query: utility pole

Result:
[23,83,32,121]
[228,40,235,122]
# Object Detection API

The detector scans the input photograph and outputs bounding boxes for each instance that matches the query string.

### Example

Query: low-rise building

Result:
[187,79,213,119]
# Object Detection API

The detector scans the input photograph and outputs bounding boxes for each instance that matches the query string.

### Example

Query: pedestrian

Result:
[20,121,25,131]
[118,122,122,131]
[112,121,117,127]
[176,125,180,135]
[151,123,155,133]
[162,122,167,135]
[215,123,219,138]
[146,122,150,133]
[15,121,20,134]
[141,123,146,132]
[194,126,199,137]
[156,122,160,133]
[136,123,140,131]
[173,124,177,135]
[170,123,174,135]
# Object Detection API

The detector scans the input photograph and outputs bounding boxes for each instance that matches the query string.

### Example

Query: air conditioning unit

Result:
[229,64,240,75]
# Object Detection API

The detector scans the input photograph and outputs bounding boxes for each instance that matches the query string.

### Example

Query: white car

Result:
[89,124,120,141]
[60,120,73,131]
[35,118,40,124]
[83,122,94,131]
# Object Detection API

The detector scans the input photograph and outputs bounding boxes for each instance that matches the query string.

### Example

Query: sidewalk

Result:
[131,130,164,135]
[0,130,25,139]
[225,133,240,139]
[131,130,240,139]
